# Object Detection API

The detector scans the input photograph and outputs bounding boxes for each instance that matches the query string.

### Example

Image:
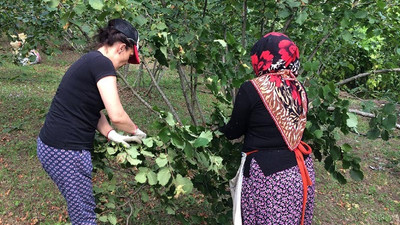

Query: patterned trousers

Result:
[241,157,315,225]
[37,138,96,225]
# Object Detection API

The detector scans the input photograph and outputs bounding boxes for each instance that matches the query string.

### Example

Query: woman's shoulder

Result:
[82,51,113,67]
[240,80,257,93]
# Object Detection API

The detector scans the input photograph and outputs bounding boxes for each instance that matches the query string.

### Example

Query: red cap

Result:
[128,44,140,64]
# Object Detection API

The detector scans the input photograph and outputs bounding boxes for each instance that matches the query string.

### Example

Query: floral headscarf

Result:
[251,32,300,76]
[250,32,307,150]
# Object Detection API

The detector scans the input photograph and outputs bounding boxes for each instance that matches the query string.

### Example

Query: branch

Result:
[307,29,334,62]
[299,24,336,76]
[327,107,400,130]
[241,0,247,48]
[142,59,182,125]
[281,0,313,33]
[177,62,198,126]
[160,0,166,7]
[72,23,90,42]
[281,13,296,33]
[116,71,158,115]
[336,68,400,86]
[202,0,208,19]
[126,202,133,225]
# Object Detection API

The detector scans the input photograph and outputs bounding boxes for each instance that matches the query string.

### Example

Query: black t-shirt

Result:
[220,81,308,177]
[39,51,116,150]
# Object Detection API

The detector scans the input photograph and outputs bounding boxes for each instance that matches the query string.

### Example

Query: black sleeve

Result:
[91,55,117,82]
[219,82,252,140]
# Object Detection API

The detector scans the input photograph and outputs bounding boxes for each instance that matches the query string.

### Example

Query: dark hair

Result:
[95,24,134,50]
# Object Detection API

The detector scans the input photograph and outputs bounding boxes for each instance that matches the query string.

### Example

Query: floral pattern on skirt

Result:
[241,156,315,225]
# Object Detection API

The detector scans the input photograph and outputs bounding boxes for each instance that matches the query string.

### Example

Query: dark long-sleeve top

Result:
[219,81,308,177]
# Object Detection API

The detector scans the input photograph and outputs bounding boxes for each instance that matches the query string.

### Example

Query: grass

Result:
[0,49,399,225]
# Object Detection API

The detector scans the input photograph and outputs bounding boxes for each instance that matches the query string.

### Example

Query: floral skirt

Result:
[241,156,315,225]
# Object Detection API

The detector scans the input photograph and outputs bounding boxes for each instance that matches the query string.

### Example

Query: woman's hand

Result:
[133,128,147,139]
[107,130,142,147]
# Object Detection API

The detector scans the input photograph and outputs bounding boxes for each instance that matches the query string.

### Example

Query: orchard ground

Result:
[0,49,399,224]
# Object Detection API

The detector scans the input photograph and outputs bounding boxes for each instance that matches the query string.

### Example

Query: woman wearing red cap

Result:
[221,32,315,225]
[37,19,145,224]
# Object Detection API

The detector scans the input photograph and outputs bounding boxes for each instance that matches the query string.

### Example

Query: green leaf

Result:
[99,215,108,222]
[156,153,169,167]
[74,3,86,15]
[382,103,395,114]
[160,46,168,58]
[47,0,60,11]
[183,143,194,158]
[105,202,115,209]
[166,206,175,215]
[193,138,209,148]
[116,152,127,164]
[142,138,154,148]
[376,0,386,9]
[147,171,158,185]
[165,112,175,127]
[127,146,140,158]
[133,15,147,26]
[335,172,347,184]
[196,152,210,168]
[171,133,185,149]
[141,150,155,157]
[174,174,193,195]
[324,156,334,172]
[108,214,117,225]
[341,143,352,152]
[350,169,364,181]
[286,0,301,8]
[156,22,168,30]
[193,131,213,147]
[341,31,352,42]
[382,115,397,130]
[361,101,375,113]
[157,167,171,186]
[381,130,389,141]
[342,160,351,169]
[141,191,149,202]
[313,129,323,139]
[295,11,308,25]
[347,63,355,71]
[107,147,117,155]
[366,128,380,139]
[340,18,349,28]
[158,128,171,143]
[330,147,341,161]
[355,11,367,19]
[214,39,227,48]
[346,113,358,128]
[278,9,290,19]
[135,168,148,183]
[89,0,104,10]
[127,155,142,166]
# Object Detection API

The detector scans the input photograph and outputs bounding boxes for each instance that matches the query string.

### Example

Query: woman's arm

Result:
[219,83,252,140]
[97,111,113,136]
[97,76,137,134]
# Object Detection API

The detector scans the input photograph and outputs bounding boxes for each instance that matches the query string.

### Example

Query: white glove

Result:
[107,130,142,147]
[133,128,147,139]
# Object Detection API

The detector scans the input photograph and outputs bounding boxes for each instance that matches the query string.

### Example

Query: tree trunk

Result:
[117,71,157,115]
[177,63,198,126]
[142,59,182,125]
[241,0,247,49]
[336,68,400,86]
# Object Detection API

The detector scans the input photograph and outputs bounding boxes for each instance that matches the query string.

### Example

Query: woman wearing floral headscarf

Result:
[220,32,315,225]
